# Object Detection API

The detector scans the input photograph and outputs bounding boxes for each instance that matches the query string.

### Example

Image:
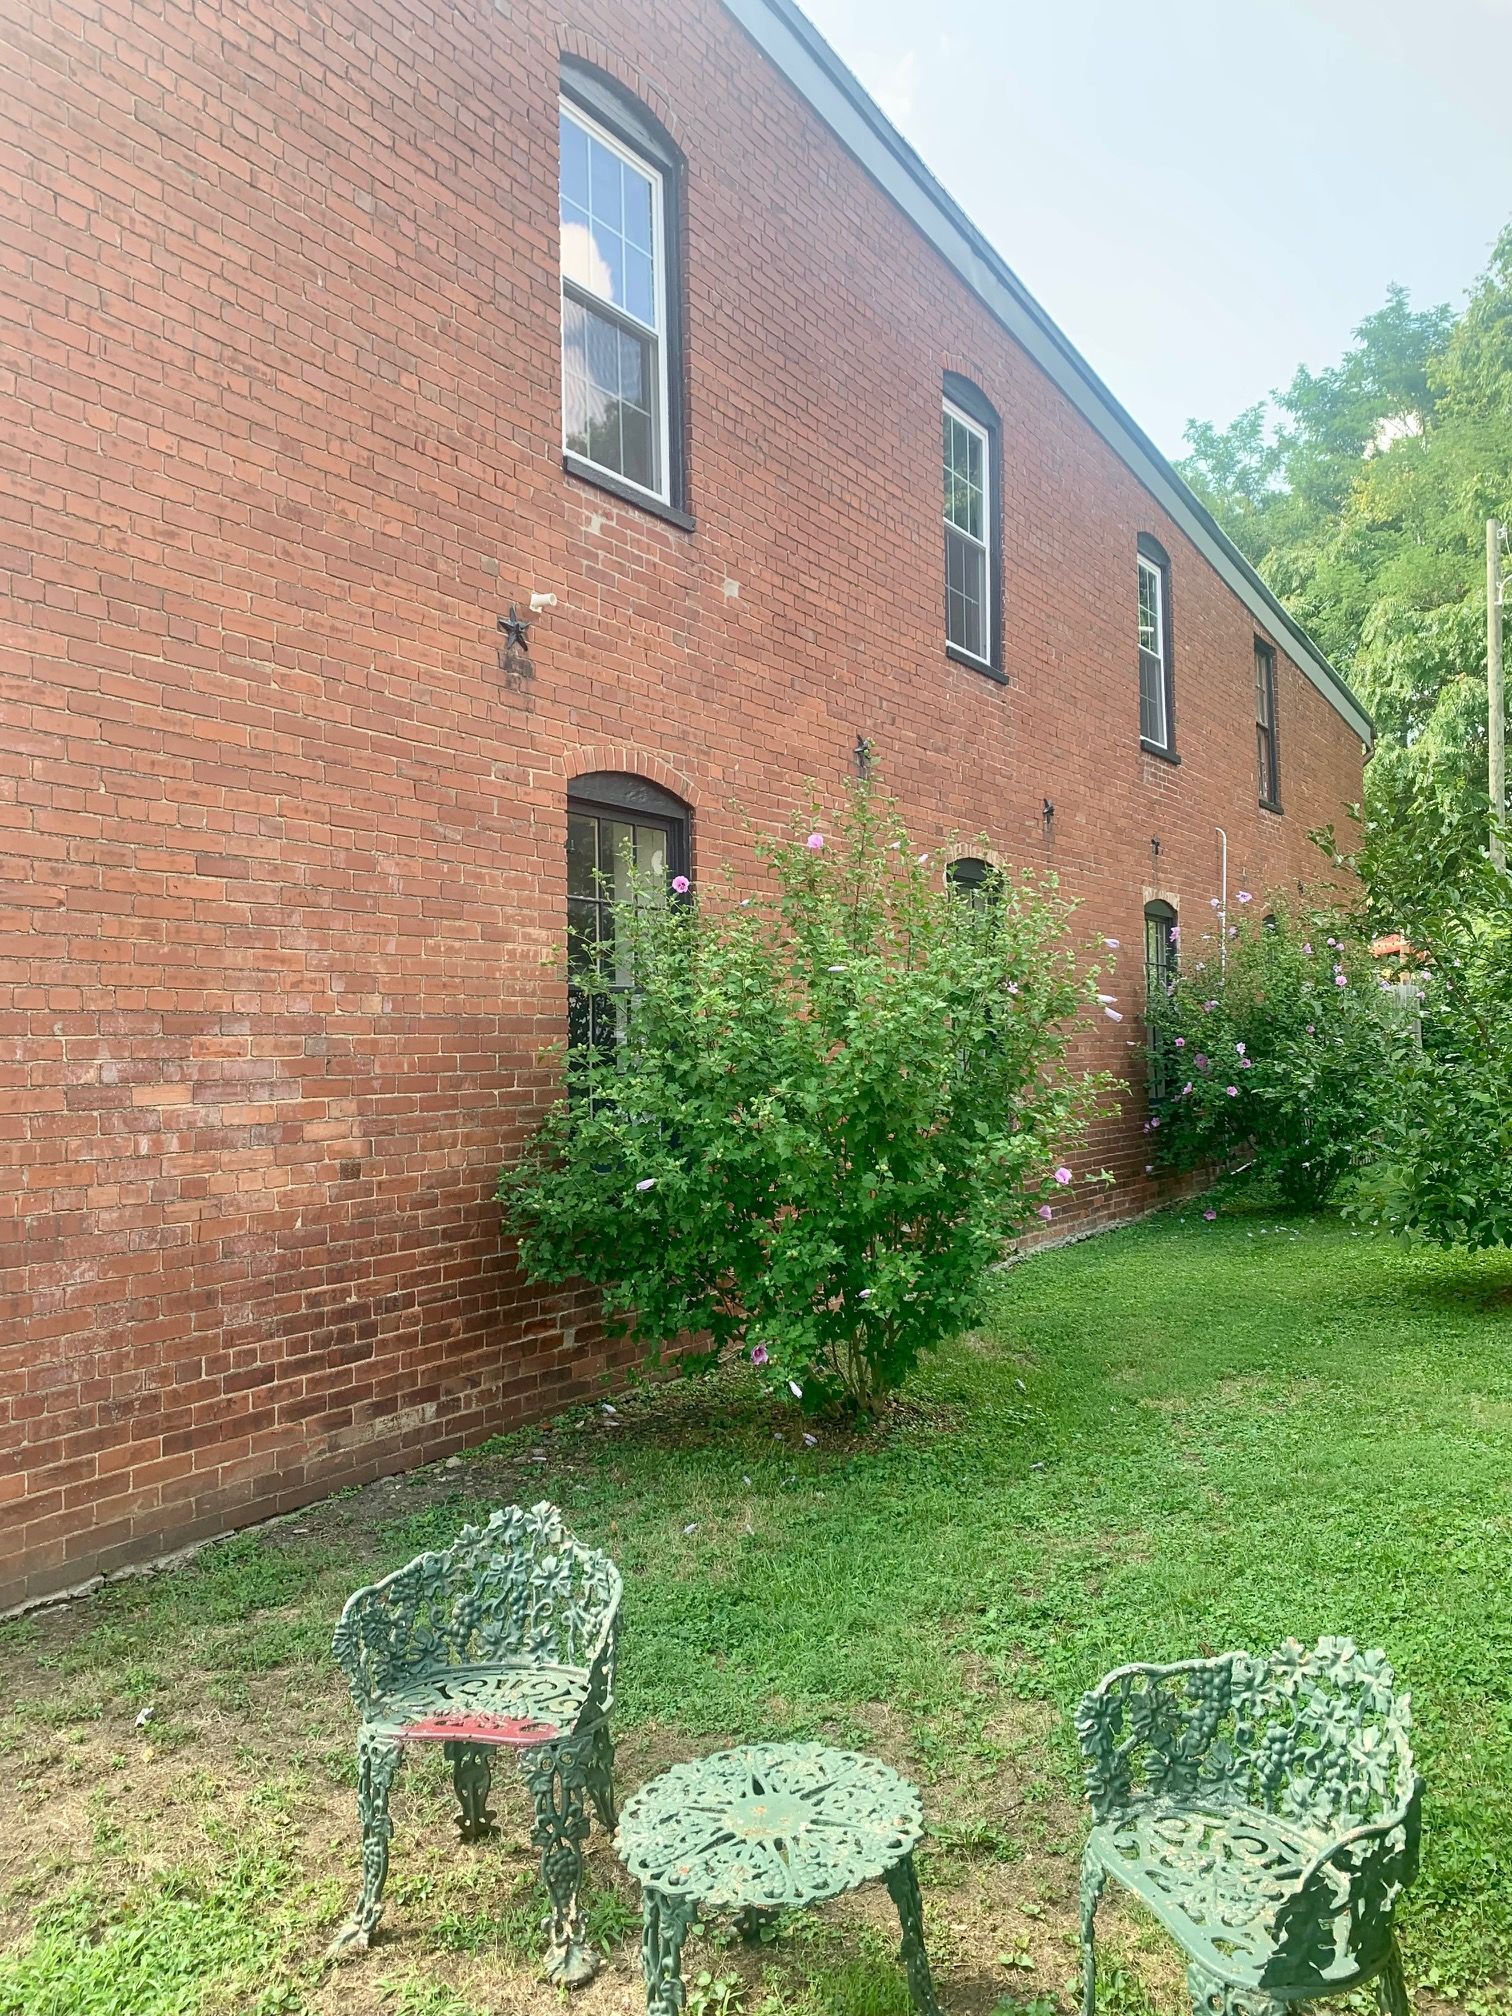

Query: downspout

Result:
[1216,827,1228,971]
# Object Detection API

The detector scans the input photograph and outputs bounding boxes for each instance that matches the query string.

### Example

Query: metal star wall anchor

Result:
[500,604,533,686]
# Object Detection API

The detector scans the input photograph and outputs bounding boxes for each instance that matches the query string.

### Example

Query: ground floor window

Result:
[566,773,689,1055]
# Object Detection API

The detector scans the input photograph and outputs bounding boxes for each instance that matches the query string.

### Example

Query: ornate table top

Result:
[615,1743,925,1910]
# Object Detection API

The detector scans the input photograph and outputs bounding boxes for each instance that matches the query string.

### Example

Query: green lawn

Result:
[3,1205,1511,2016]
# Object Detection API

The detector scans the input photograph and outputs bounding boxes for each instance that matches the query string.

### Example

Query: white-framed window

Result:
[1137,551,1169,747]
[559,97,670,503]
[943,398,991,663]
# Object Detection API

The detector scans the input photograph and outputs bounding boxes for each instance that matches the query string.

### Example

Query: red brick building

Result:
[1,0,1371,1610]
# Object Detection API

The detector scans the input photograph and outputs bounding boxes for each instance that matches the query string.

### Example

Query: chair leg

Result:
[1080,1847,1106,2016]
[584,1717,617,1831]
[883,1851,942,2016]
[520,1730,599,1988]
[1375,1937,1412,2016]
[445,1739,497,1842]
[327,1731,403,1958]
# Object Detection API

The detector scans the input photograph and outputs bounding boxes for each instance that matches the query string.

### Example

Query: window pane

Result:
[946,527,985,659]
[588,135,623,236]
[1140,650,1166,745]
[624,247,655,327]
[1138,561,1162,658]
[560,111,589,210]
[567,812,598,898]
[564,303,657,490]
[567,896,600,976]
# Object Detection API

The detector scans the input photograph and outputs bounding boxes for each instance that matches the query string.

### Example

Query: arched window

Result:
[566,772,690,1053]
[1137,534,1175,756]
[947,855,1001,913]
[942,374,1004,680]
[559,61,688,521]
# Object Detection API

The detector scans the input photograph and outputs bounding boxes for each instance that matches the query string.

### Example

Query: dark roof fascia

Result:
[720,0,1374,745]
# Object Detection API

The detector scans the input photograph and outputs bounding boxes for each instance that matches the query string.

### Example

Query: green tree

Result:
[1177,230,1512,861]
[500,781,1111,1413]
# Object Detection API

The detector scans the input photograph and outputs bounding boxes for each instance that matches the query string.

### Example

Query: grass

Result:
[2,1204,1511,2015]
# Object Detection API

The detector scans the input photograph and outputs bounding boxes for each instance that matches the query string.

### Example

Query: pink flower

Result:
[788,1378,803,1399]
[1306,1024,1315,1035]
[1104,937,1120,949]
[1226,1085,1238,1097]
[1169,925,1180,943]
[1105,1007,1123,1022]
[1182,1082,1193,1096]
[1038,1205,1054,1221]
[1209,897,1221,909]
[1302,942,1313,956]
[1236,1042,1245,1056]
[805,831,825,851]
[1335,974,1347,987]
[1236,891,1253,904]
[1203,1000,1217,1012]
[1054,1166,1073,1185]
[1174,1036,1186,1048]
[750,1343,768,1367]
[671,874,690,895]
[1203,1209,1217,1221]
[1240,1058,1252,1069]
[1149,1116,1161,1129]
[635,1178,657,1192]
[1144,1163,1154,1175]
[1194,1053,1209,1071]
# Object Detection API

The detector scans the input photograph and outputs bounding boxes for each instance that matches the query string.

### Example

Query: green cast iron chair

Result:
[1075,1637,1421,2016]
[327,1501,622,1986]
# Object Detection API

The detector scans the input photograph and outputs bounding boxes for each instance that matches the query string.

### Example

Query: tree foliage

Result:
[1177,229,1512,864]
[500,781,1111,1413]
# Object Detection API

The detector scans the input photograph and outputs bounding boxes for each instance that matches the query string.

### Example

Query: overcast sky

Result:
[798,0,1512,460]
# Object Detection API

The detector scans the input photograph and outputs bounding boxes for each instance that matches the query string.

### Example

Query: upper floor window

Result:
[559,69,685,517]
[566,773,689,1055]
[1137,535,1174,754]
[1255,638,1280,808]
[942,375,1004,680]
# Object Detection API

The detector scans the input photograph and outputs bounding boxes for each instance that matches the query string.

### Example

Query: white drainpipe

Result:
[1216,827,1229,969]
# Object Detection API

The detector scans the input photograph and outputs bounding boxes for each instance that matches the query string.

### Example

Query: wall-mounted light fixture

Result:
[1043,797,1055,831]
[854,735,873,778]
[1151,835,1162,859]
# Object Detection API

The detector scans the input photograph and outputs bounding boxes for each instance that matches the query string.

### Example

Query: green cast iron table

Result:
[615,1743,942,2014]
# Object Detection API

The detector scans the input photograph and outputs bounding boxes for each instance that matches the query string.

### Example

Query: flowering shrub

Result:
[1350,832,1512,1250]
[500,780,1111,1413]
[1145,907,1395,1208]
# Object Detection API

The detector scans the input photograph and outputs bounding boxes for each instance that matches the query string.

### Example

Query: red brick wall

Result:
[0,0,1366,1609]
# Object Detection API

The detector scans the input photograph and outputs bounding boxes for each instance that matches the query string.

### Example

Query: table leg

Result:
[884,1853,942,2016]
[642,1887,697,2016]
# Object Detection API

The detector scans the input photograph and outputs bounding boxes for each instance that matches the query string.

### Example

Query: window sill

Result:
[946,643,1008,685]
[1140,738,1181,766]
[1259,797,1285,816]
[563,454,696,533]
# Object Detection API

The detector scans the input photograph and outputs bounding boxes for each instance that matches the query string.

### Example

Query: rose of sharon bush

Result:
[1144,905,1395,1208]
[500,779,1112,1412]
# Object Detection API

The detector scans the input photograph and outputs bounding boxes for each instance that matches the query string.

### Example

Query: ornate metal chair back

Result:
[330,1501,622,1719]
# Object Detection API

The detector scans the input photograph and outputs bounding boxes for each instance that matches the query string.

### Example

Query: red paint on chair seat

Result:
[396,1711,560,1746]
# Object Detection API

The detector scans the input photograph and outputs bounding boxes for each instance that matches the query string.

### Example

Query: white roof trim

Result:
[720,0,1373,745]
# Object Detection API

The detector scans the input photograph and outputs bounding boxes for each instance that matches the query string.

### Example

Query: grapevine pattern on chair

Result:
[1075,1637,1421,2016]
[327,1501,621,1987]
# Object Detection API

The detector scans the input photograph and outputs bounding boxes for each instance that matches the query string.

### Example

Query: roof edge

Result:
[719,0,1374,746]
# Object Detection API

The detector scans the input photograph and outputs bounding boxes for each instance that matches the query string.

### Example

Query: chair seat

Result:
[367,1661,595,1747]
[1091,1798,1358,1990]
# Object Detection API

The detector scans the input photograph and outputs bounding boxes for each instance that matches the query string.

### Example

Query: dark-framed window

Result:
[566,772,689,1054]
[942,373,1004,681]
[1144,899,1179,1096]
[1137,534,1175,755]
[1255,638,1281,809]
[947,855,1002,914]
[559,62,689,526]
